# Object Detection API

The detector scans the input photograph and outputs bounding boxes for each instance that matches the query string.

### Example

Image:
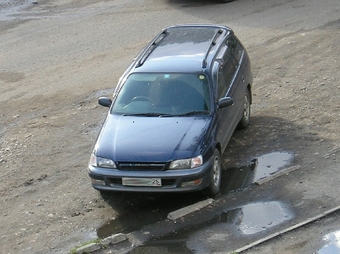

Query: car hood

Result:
[94,114,211,162]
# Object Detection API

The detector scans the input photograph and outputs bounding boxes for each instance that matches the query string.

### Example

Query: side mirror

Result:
[218,97,233,109]
[98,97,112,107]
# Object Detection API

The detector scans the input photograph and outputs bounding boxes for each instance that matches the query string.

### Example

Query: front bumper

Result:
[88,155,214,193]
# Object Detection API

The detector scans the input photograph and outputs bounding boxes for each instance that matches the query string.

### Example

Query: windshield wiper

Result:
[177,111,209,116]
[122,113,172,117]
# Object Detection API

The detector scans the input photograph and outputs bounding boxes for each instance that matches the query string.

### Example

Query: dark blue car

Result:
[88,24,252,195]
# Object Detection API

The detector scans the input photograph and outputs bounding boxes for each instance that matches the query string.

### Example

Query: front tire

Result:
[202,149,222,196]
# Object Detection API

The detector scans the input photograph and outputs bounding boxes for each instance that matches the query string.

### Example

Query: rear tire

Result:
[237,88,251,130]
[202,149,222,196]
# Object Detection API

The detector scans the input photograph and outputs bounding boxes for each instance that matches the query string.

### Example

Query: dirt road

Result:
[0,0,339,253]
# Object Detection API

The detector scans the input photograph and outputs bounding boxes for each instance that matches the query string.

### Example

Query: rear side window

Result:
[217,59,236,99]
[226,35,244,64]
[215,43,238,99]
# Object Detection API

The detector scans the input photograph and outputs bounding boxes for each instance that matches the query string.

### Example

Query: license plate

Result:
[122,177,162,187]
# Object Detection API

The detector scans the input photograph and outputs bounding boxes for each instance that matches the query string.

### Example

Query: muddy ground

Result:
[0,0,339,253]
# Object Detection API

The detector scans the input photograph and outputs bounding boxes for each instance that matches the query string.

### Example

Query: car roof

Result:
[131,25,233,73]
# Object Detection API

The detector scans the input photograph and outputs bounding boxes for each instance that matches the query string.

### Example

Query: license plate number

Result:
[122,177,162,187]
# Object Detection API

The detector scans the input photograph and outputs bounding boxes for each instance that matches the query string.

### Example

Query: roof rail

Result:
[202,29,223,68]
[136,30,168,68]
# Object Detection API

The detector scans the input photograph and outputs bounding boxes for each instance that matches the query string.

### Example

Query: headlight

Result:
[89,153,116,169]
[169,155,203,169]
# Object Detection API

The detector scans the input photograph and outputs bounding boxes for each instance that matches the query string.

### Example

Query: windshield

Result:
[111,73,211,116]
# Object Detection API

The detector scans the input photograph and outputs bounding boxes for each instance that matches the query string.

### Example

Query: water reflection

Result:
[185,201,293,253]
[253,152,294,181]
[220,201,293,235]
[319,230,340,254]
[222,151,294,194]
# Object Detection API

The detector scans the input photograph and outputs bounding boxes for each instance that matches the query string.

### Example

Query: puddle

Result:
[97,212,163,239]
[96,192,205,239]
[220,201,293,235]
[133,201,293,253]
[253,152,294,181]
[185,201,293,253]
[222,151,294,194]
[318,230,340,254]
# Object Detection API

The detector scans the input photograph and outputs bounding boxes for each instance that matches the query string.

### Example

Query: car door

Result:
[214,48,237,152]
[215,36,246,152]
[225,35,247,123]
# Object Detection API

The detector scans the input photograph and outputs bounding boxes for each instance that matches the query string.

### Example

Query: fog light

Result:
[182,179,202,187]
[91,178,105,186]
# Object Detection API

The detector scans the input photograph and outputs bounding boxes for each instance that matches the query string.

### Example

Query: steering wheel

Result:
[131,96,154,104]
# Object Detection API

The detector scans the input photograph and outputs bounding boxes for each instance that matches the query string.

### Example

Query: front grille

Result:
[117,163,166,171]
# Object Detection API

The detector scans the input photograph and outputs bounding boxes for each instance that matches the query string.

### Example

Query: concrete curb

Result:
[73,233,127,254]
[167,198,215,220]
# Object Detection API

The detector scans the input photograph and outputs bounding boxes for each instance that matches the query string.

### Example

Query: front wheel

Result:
[202,149,222,196]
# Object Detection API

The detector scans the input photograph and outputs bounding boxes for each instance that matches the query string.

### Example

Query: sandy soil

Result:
[0,0,339,253]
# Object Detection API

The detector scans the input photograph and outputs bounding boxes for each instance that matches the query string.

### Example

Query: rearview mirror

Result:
[218,97,233,108]
[98,97,112,107]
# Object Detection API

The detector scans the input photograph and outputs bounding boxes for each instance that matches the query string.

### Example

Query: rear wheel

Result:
[237,88,251,129]
[202,149,222,196]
